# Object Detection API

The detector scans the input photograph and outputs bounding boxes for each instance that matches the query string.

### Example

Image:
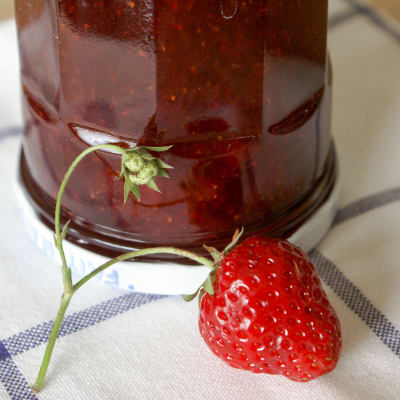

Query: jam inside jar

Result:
[16,0,336,261]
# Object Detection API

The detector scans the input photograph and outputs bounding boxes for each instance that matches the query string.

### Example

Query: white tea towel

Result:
[1,0,400,398]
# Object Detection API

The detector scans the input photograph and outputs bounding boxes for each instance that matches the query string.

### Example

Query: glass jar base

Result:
[15,145,340,294]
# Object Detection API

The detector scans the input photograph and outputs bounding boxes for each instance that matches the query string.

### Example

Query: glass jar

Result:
[16,0,336,262]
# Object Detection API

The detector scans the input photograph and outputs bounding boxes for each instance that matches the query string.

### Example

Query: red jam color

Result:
[16,0,336,261]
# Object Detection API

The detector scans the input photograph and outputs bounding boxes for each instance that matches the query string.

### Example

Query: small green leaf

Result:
[131,183,140,200]
[147,179,161,193]
[181,286,201,302]
[123,177,141,202]
[123,179,131,203]
[223,227,244,255]
[203,274,215,296]
[157,168,169,178]
[154,159,174,169]
[120,153,127,178]
[61,220,71,241]
[203,244,222,262]
[142,145,173,152]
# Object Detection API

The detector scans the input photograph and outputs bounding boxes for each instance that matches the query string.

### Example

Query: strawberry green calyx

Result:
[181,227,244,302]
[129,160,158,185]
[120,146,173,202]
[124,151,145,173]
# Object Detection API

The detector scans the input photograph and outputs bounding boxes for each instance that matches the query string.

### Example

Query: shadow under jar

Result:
[16,0,337,262]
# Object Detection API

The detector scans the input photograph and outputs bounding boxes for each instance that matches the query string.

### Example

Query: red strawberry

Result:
[197,236,341,382]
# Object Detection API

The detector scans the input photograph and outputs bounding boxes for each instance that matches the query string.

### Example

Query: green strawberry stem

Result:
[32,246,213,393]
[54,144,126,294]
[31,292,72,393]
[73,247,214,291]
[32,143,214,393]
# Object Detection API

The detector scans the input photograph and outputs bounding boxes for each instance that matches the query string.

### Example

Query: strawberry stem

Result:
[32,143,214,392]
[54,144,127,294]
[32,245,213,392]
[31,292,72,392]
[73,247,215,292]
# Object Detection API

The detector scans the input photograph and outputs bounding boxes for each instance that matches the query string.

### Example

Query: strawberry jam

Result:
[16,0,336,260]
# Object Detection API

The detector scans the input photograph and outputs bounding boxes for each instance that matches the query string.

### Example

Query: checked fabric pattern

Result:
[1,0,400,398]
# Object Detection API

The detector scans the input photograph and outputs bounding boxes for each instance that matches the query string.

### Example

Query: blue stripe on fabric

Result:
[0,342,10,361]
[0,359,39,400]
[344,0,400,43]
[335,187,400,226]
[0,293,164,399]
[3,292,165,357]
[310,251,400,357]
